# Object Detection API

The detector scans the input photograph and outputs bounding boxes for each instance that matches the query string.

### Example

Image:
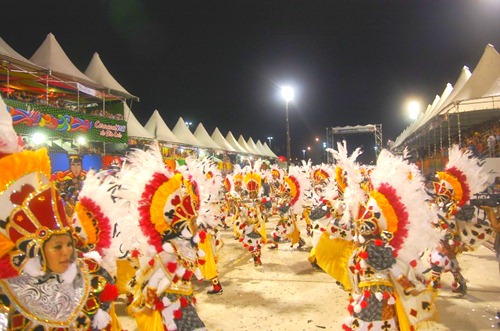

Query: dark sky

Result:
[4,0,500,162]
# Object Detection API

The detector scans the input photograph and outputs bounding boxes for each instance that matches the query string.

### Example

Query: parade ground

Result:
[117,215,500,331]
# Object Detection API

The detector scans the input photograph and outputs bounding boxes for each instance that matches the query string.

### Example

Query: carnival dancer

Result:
[228,169,245,240]
[71,168,147,305]
[119,145,207,331]
[238,170,267,267]
[268,165,311,250]
[308,141,365,291]
[427,145,490,295]
[178,156,225,295]
[342,149,444,331]
[0,97,120,331]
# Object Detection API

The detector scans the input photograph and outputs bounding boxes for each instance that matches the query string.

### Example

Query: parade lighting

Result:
[76,136,86,146]
[302,149,306,159]
[32,132,46,145]
[281,85,294,167]
[407,100,421,121]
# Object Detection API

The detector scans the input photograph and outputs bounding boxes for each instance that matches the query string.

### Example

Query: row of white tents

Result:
[126,107,277,157]
[391,44,500,151]
[0,33,277,158]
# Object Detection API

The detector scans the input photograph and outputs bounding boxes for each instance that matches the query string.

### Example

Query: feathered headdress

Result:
[284,164,313,214]
[118,144,200,253]
[177,156,223,229]
[71,171,114,255]
[328,141,366,227]
[357,150,439,265]
[0,148,71,278]
[434,145,488,207]
[244,171,262,195]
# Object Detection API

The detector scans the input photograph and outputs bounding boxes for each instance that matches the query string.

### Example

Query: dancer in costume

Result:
[343,149,444,331]
[268,165,310,250]
[119,145,206,331]
[308,142,364,291]
[238,169,267,267]
[178,156,225,295]
[0,97,120,331]
[427,145,491,295]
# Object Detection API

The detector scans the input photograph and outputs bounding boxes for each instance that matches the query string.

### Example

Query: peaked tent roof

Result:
[172,117,207,148]
[194,123,222,150]
[123,103,154,139]
[392,66,472,148]
[246,137,263,155]
[145,110,182,144]
[261,141,277,157]
[447,44,500,102]
[211,128,236,152]
[254,140,267,156]
[238,135,257,154]
[226,131,250,154]
[84,52,138,100]
[0,37,44,71]
[30,33,100,88]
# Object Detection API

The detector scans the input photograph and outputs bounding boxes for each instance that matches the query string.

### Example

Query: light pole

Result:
[302,149,306,159]
[267,136,273,149]
[185,121,192,129]
[281,86,294,167]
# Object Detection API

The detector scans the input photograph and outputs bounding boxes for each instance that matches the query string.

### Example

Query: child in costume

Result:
[0,97,119,331]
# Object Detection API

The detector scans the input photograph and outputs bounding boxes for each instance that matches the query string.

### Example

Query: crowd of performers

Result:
[0,92,498,331]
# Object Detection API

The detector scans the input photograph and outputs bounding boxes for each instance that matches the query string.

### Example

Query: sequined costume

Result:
[342,150,443,331]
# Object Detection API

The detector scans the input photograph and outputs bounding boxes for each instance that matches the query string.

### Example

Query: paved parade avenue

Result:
[117,215,500,331]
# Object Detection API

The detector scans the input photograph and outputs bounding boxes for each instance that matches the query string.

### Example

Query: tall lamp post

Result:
[267,136,273,149]
[281,86,294,167]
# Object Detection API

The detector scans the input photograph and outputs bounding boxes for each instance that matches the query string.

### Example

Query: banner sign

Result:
[77,83,100,98]
[5,98,127,143]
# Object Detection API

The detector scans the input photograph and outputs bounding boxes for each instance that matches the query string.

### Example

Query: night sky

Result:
[4,0,500,163]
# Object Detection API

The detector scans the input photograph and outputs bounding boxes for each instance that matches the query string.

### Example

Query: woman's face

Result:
[43,234,74,274]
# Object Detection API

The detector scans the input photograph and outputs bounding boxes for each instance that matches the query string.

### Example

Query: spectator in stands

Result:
[488,132,496,157]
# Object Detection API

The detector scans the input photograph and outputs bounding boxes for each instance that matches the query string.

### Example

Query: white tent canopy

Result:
[124,103,154,139]
[145,110,182,144]
[0,37,44,71]
[30,33,99,88]
[211,128,236,152]
[194,123,223,150]
[262,141,277,157]
[172,117,207,148]
[255,140,271,157]
[226,131,250,154]
[84,52,138,100]
[246,137,261,155]
[238,135,257,154]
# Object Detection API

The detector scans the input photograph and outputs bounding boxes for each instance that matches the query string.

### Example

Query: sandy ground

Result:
[116,215,500,331]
